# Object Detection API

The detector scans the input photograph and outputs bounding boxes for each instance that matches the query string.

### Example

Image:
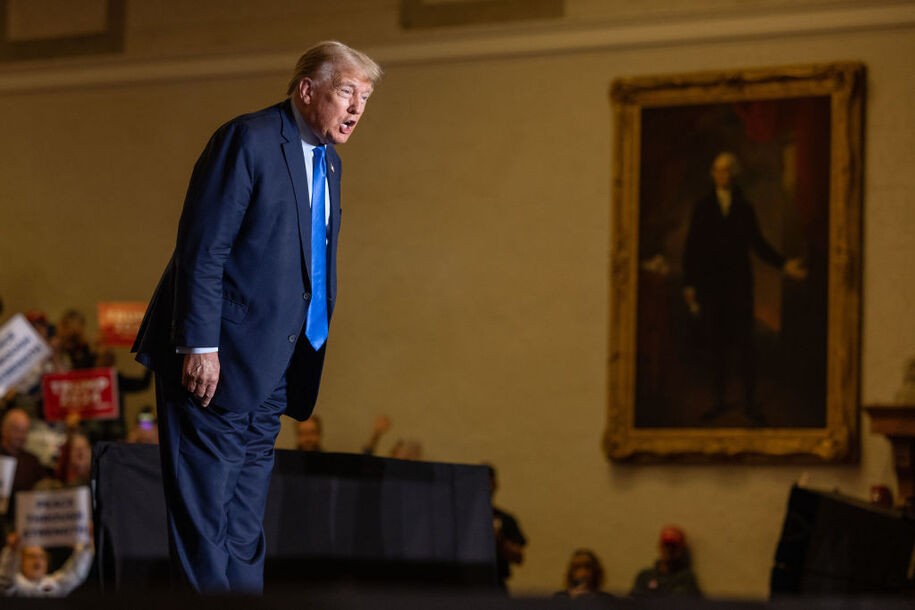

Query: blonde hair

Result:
[286,41,382,95]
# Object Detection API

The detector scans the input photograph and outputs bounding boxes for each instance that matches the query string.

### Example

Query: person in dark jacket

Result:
[631,525,701,598]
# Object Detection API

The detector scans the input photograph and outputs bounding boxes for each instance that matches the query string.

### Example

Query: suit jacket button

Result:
[288,334,296,343]
[303,292,310,300]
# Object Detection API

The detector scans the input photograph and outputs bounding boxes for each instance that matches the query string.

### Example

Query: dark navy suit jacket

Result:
[682,187,783,343]
[133,99,341,421]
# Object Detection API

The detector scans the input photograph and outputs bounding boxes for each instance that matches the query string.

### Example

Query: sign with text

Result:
[97,301,146,347]
[0,313,52,396]
[0,456,15,515]
[16,486,91,547]
[42,367,119,422]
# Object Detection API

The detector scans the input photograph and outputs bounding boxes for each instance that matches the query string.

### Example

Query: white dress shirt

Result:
[177,100,330,355]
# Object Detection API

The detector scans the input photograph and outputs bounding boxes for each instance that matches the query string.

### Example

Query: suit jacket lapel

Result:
[280,100,313,283]
[326,146,342,304]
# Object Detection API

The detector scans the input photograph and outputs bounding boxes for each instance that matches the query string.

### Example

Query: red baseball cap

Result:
[659,525,686,547]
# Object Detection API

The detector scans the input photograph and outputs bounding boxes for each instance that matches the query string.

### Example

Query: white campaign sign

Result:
[0,455,15,515]
[16,486,92,547]
[0,313,52,396]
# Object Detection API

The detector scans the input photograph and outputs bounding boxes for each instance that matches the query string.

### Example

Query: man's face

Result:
[711,156,734,189]
[298,69,373,145]
[68,436,92,482]
[1,411,30,454]
[660,541,684,563]
[21,547,48,581]
[296,420,321,451]
[58,317,84,342]
[569,555,596,587]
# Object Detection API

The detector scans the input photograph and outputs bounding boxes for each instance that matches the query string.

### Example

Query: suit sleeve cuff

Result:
[176,346,219,354]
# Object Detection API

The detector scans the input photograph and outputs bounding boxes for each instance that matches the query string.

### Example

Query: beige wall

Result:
[1,0,914,599]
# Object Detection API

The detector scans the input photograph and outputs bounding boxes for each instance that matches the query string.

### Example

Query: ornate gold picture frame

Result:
[605,63,865,461]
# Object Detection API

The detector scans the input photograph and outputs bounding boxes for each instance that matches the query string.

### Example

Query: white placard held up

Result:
[0,313,52,396]
[15,486,92,547]
[0,455,15,515]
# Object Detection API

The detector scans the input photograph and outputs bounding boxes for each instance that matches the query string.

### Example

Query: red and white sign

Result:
[42,367,119,422]
[97,301,146,347]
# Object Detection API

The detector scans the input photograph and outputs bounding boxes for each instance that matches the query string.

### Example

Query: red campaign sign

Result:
[97,301,146,347]
[41,368,119,422]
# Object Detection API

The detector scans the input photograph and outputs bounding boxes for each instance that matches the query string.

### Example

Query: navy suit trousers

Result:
[156,368,286,594]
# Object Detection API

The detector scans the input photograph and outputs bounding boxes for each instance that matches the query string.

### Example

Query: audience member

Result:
[126,406,159,445]
[53,432,92,488]
[23,310,57,352]
[630,525,702,598]
[486,464,527,591]
[22,420,65,471]
[296,413,403,455]
[295,416,323,452]
[84,348,153,443]
[1,409,47,531]
[56,310,95,371]
[555,548,612,599]
[7,311,68,464]
[0,532,94,597]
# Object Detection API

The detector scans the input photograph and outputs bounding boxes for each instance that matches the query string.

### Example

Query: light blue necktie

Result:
[305,145,328,350]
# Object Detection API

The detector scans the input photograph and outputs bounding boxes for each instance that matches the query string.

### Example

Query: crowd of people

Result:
[293,413,425,460]
[550,526,701,599]
[485,462,702,598]
[0,407,99,597]
[1,307,159,597]
[1,304,704,599]
[3,308,154,447]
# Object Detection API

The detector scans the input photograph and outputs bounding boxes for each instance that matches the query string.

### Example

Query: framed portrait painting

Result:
[605,63,864,461]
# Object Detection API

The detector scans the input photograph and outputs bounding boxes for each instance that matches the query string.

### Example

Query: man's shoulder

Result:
[493,506,516,521]
[631,566,658,591]
[17,448,43,467]
[233,101,288,127]
[0,445,44,466]
[213,101,289,140]
[635,565,659,578]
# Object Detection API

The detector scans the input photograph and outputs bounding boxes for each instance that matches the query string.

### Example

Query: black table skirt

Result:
[92,442,497,591]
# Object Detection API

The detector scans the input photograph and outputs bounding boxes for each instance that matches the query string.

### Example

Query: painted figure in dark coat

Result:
[682,152,806,424]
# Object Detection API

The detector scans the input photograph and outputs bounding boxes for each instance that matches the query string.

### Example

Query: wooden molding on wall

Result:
[0,0,125,62]
[399,0,564,30]
[0,2,913,93]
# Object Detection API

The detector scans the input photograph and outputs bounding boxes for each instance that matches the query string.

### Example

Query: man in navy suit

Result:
[133,41,382,593]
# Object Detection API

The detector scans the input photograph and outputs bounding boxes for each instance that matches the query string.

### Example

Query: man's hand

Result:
[783,258,808,280]
[182,352,220,408]
[372,415,391,437]
[683,286,700,316]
